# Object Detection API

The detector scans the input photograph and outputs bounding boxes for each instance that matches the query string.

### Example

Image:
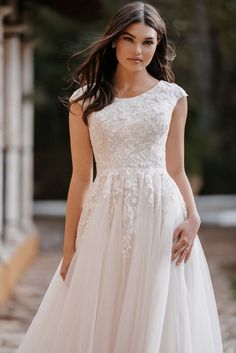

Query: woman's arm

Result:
[63,102,93,256]
[166,96,200,223]
[166,96,201,264]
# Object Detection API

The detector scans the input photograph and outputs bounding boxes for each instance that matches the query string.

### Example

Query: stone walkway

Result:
[0,217,235,352]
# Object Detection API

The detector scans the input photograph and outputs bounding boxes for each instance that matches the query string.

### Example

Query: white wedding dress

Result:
[16,80,224,353]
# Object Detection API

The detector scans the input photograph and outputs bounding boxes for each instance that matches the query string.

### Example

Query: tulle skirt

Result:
[16,169,224,353]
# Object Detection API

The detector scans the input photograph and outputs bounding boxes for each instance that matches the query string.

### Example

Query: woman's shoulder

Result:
[161,80,188,99]
[69,84,88,103]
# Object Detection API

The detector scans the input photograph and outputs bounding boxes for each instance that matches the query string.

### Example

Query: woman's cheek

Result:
[146,48,156,60]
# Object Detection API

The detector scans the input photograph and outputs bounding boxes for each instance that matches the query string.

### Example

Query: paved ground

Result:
[199,226,236,353]
[0,217,235,353]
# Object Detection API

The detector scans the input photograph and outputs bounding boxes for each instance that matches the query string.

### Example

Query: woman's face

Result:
[114,22,159,72]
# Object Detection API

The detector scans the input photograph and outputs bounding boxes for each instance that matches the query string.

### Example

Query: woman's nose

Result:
[133,44,142,54]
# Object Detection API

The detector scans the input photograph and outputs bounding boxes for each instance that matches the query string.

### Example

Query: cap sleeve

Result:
[172,83,188,108]
[69,85,88,105]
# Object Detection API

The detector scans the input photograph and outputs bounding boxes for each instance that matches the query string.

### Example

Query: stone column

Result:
[0,8,39,304]
[21,38,37,233]
[4,24,28,251]
[0,6,12,251]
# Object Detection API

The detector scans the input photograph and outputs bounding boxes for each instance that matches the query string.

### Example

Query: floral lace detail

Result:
[75,176,104,246]
[71,81,188,257]
[101,169,161,258]
[104,172,139,258]
[76,169,178,258]
[171,82,188,107]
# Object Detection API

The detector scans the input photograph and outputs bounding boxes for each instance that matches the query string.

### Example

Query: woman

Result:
[16,2,224,352]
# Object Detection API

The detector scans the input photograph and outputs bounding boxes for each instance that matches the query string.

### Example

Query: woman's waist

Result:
[96,165,168,177]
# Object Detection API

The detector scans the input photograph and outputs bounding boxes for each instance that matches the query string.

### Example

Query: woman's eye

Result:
[123,37,154,45]
[144,41,154,45]
[123,37,132,41]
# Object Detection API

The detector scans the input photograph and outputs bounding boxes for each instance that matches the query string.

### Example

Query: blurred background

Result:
[0,0,235,352]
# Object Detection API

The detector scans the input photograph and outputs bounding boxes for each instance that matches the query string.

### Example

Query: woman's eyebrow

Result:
[121,31,155,40]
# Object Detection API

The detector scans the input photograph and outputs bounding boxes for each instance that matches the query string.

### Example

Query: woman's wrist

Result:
[187,211,201,228]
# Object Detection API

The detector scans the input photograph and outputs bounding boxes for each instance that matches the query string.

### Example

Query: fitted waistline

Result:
[96,166,168,176]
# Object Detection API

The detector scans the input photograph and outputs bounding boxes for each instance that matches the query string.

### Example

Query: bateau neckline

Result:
[114,80,163,100]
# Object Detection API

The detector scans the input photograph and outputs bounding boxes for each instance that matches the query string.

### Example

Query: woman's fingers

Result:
[173,244,193,266]
[60,251,76,281]
[172,235,191,259]
[60,261,71,281]
[171,243,186,261]
[176,247,189,265]
[171,235,194,264]
[184,245,193,263]
[172,225,182,243]
[60,267,68,281]
[171,220,197,266]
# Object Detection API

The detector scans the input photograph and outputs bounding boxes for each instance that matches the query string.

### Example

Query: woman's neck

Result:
[112,66,154,90]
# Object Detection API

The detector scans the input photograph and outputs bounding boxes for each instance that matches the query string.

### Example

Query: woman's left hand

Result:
[171,214,201,265]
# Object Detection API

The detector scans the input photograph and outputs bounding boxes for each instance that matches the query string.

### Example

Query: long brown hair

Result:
[67,1,176,126]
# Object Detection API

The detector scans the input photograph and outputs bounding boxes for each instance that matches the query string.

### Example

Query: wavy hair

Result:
[66,1,176,126]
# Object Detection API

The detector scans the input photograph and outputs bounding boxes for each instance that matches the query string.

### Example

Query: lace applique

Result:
[170,82,188,109]
[71,80,189,257]
[101,170,153,259]
[76,169,177,258]
[75,177,104,246]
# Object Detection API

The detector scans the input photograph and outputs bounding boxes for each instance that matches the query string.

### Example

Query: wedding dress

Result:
[16,79,224,353]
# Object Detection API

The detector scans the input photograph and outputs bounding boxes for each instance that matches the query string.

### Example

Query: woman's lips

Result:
[128,58,142,62]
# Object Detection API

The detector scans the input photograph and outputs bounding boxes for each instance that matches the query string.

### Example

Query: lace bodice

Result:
[70,80,188,175]
[70,80,188,258]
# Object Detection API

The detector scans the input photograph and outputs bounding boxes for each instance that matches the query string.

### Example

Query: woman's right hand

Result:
[60,250,76,281]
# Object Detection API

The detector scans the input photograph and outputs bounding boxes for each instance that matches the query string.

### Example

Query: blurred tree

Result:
[154,0,236,193]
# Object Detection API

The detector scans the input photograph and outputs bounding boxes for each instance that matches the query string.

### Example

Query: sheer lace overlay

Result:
[70,81,188,258]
